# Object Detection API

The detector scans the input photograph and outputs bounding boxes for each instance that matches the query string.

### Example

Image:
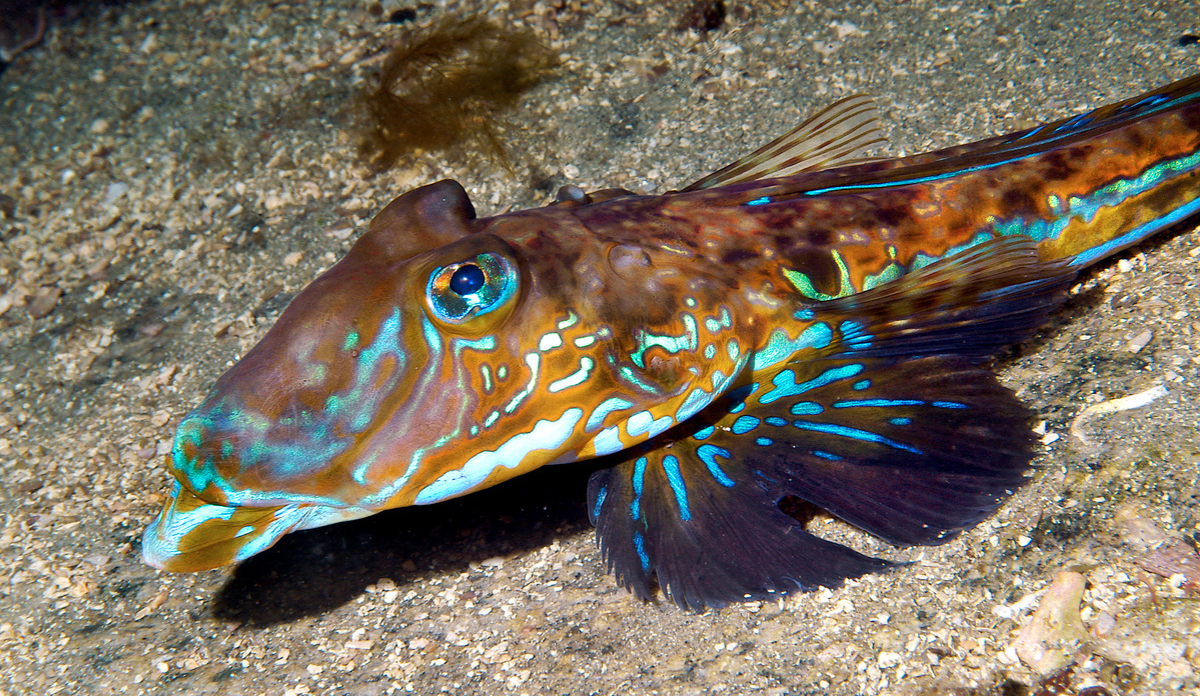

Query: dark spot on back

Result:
[783,246,841,296]
[721,248,758,265]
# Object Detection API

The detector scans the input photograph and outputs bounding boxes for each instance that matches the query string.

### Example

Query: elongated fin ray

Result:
[587,354,1033,610]
[813,236,1077,362]
[684,95,887,191]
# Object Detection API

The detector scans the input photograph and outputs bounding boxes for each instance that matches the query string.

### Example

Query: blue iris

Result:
[449,264,485,295]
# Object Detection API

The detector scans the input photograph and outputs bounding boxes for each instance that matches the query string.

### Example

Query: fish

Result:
[142,74,1200,610]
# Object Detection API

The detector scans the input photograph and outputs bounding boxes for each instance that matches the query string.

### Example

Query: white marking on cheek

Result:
[539,332,563,351]
[414,407,584,504]
[573,334,596,348]
[548,357,594,393]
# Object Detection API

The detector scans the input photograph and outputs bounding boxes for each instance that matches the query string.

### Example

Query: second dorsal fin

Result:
[684,94,888,191]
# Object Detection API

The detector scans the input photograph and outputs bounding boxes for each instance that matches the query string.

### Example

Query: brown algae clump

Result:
[359,17,558,172]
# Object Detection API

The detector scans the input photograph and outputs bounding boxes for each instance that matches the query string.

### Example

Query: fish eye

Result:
[449,263,485,295]
[427,252,517,324]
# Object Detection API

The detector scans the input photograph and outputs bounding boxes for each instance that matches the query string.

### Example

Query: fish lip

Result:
[141,481,377,572]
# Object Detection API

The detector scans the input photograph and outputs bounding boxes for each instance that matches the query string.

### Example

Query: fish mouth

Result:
[142,480,374,572]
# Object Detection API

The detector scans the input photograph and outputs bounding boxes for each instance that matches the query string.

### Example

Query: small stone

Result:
[1012,570,1088,674]
[27,285,62,319]
[1127,329,1153,353]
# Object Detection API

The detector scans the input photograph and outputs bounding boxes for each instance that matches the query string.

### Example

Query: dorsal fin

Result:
[683,95,888,191]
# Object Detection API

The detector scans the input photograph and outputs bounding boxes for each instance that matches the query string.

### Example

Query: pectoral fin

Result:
[588,355,1033,610]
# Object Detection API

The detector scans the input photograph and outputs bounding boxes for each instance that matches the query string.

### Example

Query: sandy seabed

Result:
[1,1,1199,694]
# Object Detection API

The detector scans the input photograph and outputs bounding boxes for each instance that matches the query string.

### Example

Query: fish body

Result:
[144,75,1200,609]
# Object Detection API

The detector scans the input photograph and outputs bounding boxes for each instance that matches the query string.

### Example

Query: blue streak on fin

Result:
[586,353,1035,610]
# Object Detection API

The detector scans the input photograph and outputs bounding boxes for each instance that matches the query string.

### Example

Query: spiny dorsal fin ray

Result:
[587,354,1033,610]
[684,95,888,191]
[810,236,1078,363]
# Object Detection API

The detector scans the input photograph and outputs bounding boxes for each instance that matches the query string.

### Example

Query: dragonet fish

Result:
[143,74,1200,609]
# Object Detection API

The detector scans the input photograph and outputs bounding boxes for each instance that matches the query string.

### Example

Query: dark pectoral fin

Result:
[587,447,894,611]
[818,236,1078,362]
[737,356,1036,545]
[588,355,1035,609]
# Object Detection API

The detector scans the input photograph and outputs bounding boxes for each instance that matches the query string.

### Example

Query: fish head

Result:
[143,181,750,572]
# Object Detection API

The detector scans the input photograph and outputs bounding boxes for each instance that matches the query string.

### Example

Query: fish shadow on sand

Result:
[210,461,602,626]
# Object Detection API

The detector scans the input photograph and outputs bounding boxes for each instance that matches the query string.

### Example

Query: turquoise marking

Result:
[765,416,787,426]
[694,425,715,440]
[791,420,922,454]
[704,343,716,360]
[593,426,624,456]
[452,335,496,354]
[685,296,697,308]
[853,379,871,390]
[342,330,359,352]
[834,398,923,408]
[556,311,578,330]
[782,249,852,300]
[592,485,607,519]
[618,365,661,394]
[631,456,648,520]
[497,365,508,380]
[862,262,903,291]
[573,334,597,348]
[484,411,499,428]
[630,315,699,368]
[304,362,327,383]
[676,387,714,422]
[802,151,1052,196]
[539,333,563,351]
[627,410,673,439]
[703,306,733,333]
[415,408,583,504]
[587,397,633,431]
[731,415,760,435]
[696,444,735,487]
[812,450,843,461]
[730,402,745,414]
[661,455,690,521]
[633,532,650,571]
[481,364,493,394]
[756,437,774,446]
[794,308,815,321]
[753,323,833,371]
[911,230,994,270]
[503,353,541,414]
[932,401,968,409]
[548,357,594,393]
[746,196,771,206]
[839,320,872,350]
[726,339,740,362]
[1071,194,1200,267]
[889,417,912,425]
[760,363,864,404]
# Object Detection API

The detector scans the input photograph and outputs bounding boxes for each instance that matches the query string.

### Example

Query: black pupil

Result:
[449,263,486,295]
